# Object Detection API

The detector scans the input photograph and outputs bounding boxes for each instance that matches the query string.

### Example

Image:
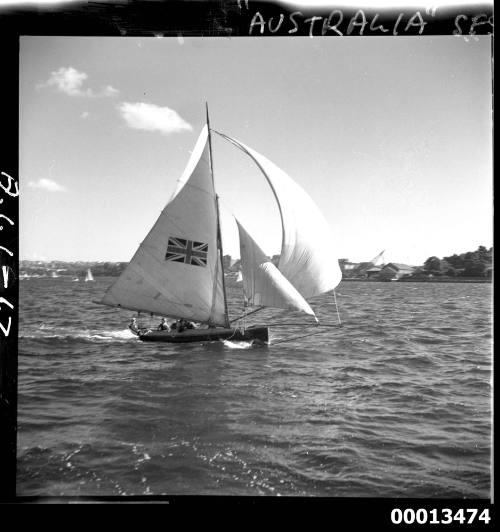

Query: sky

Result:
[19,35,492,265]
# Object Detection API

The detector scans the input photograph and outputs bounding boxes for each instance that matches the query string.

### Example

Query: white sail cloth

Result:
[100,126,227,326]
[215,132,342,299]
[236,220,317,319]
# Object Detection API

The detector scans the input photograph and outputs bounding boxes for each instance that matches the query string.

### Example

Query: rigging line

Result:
[231,307,319,327]
[216,194,230,326]
[206,103,230,328]
[223,325,244,342]
[266,323,338,328]
[265,309,320,325]
[95,299,211,326]
[229,305,265,324]
[271,329,331,345]
[333,290,342,327]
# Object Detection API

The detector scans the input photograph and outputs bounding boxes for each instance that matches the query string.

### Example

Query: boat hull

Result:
[138,326,269,344]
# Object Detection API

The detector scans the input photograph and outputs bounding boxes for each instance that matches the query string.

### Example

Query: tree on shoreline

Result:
[422,246,492,278]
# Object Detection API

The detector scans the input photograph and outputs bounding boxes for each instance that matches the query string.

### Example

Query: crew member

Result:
[128,317,139,335]
[158,318,170,331]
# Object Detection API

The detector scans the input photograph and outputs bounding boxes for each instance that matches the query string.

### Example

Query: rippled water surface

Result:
[17,278,492,497]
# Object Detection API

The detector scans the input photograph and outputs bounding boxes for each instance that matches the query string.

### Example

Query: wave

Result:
[222,340,256,349]
[20,326,137,343]
[17,280,492,498]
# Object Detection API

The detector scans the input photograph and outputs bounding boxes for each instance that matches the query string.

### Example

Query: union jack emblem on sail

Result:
[165,237,208,267]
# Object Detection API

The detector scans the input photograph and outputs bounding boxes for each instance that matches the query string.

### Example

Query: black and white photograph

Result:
[1,0,494,511]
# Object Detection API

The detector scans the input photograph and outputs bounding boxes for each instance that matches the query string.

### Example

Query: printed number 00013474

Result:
[391,508,491,525]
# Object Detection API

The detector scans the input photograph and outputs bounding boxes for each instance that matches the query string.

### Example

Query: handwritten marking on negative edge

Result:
[0,214,14,231]
[2,266,9,288]
[248,9,494,36]
[0,172,19,197]
[453,13,494,35]
[0,297,13,336]
[249,9,430,36]
[0,170,18,337]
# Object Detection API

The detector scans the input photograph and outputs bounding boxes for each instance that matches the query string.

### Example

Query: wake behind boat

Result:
[96,105,342,344]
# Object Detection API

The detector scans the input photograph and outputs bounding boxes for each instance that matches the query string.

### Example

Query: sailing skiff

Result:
[97,106,341,343]
[139,325,269,343]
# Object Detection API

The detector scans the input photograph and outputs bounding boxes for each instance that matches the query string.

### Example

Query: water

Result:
[17,278,492,498]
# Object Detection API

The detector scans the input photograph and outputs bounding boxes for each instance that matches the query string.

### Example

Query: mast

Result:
[206,103,230,328]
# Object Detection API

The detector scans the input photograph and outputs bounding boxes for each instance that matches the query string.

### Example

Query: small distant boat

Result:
[51,271,59,278]
[85,268,94,282]
[72,277,79,282]
[97,105,342,343]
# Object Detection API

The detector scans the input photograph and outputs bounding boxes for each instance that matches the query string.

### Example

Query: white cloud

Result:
[118,102,192,135]
[37,66,119,98]
[102,85,119,97]
[27,178,65,192]
[40,67,90,96]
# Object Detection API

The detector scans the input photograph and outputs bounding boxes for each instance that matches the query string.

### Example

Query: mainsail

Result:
[100,126,227,326]
[215,132,342,299]
[236,220,317,319]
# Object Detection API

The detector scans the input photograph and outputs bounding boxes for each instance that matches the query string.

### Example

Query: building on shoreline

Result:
[377,263,417,281]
